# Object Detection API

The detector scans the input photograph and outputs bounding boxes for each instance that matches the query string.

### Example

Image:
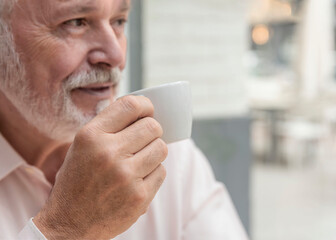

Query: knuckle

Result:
[151,165,166,194]
[96,148,114,165]
[113,164,133,186]
[154,164,167,189]
[133,189,147,205]
[158,164,167,181]
[144,118,162,136]
[75,124,96,144]
[109,142,124,157]
[143,97,155,114]
[94,140,124,167]
[120,95,141,114]
[155,139,168,159]
[142,154,152,172]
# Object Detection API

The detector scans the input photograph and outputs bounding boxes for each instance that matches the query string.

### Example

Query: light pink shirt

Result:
[0,133,248,240]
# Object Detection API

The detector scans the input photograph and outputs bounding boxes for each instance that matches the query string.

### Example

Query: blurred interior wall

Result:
[143,0,249,119]
[192,118,251,235]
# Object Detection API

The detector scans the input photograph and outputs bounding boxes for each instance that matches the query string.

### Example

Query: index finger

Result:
[90,95,154,134]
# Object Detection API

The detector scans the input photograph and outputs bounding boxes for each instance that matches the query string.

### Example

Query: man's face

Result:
[3,0,130,140]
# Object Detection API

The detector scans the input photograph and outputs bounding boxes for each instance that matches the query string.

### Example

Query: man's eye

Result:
[63,18,87,27]
[116,19,127,26]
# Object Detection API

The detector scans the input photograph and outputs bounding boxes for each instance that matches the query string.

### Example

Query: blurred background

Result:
[121,0,336,239]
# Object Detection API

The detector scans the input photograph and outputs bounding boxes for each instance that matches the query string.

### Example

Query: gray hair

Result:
[0,0,25,92]
[0,0,17,18]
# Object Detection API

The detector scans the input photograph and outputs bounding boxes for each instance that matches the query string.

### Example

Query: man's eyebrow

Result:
[72,6,98,15]
[55,0,130,17]
[56,0,98,15]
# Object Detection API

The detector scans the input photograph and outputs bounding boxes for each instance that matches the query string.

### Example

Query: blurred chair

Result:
[250,115,269,163]
[276,118,326,167]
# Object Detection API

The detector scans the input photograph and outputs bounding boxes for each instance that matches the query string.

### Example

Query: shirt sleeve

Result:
[180,140,249,240]
[18,218,47,240]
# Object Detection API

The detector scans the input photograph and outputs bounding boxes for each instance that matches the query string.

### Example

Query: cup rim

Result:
[130,81,189,95]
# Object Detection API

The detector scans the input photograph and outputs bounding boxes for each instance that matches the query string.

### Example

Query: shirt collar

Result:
[0,133,25,181]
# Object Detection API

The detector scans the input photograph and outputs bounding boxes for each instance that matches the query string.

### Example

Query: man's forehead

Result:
[15,0,129,14]
[24,0,131,21]
[54,0,130,9]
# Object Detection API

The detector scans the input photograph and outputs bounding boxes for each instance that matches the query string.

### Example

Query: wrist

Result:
[33,211,82,240]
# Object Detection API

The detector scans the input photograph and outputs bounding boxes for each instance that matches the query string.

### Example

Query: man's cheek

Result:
[119,38,128,70]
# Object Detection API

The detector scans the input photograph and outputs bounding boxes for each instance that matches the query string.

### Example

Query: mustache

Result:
[63,68,122,91]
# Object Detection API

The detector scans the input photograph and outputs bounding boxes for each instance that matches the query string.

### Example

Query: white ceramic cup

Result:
[129,81,192,144]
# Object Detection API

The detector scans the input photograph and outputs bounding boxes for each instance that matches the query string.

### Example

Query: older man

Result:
[0,0,248,239]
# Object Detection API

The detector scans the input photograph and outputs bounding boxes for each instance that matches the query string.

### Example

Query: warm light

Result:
[282,2,292,16]
[252,24,270,45]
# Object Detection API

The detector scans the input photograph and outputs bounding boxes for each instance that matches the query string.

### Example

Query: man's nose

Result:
[88,25,125,69]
